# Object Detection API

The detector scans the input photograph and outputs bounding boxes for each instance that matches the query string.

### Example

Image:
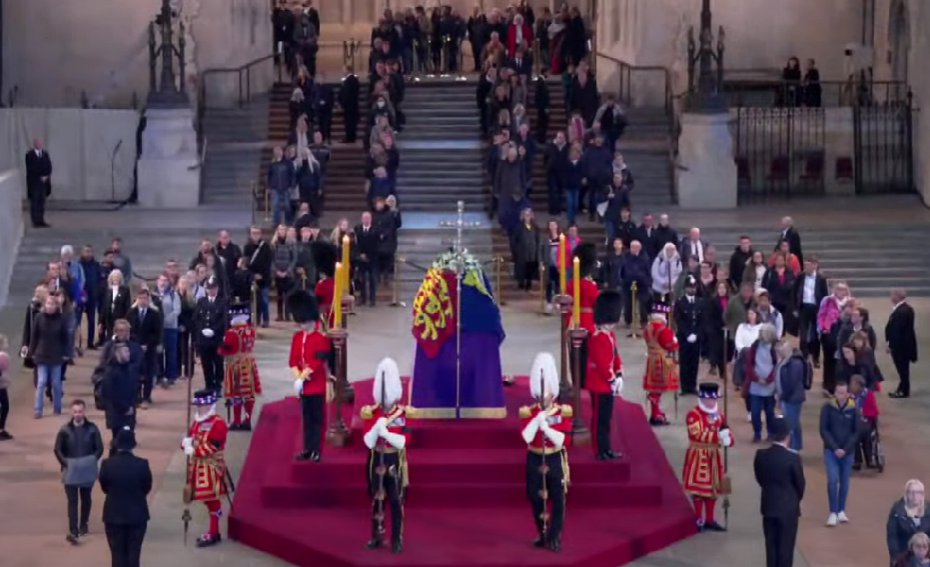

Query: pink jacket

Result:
[817,295,844,334]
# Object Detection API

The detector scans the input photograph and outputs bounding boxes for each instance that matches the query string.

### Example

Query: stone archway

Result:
[888,0,910,85]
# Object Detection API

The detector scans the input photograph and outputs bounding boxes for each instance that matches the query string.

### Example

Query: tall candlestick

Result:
[558,233,567,295]
[572,257,580,327]
[341,234,351,295]
[333,262,344,328]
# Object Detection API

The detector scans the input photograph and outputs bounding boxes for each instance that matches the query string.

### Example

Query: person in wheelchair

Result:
[850,374,879,471]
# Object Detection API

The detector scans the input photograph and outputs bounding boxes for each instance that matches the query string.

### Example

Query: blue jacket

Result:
[819,398,860,454]
[80,258,102,302]
[267,159,296,194]
[565,160,584,192]
[777,352,807,404]
[581,145,612,185]
[620,252,652,291]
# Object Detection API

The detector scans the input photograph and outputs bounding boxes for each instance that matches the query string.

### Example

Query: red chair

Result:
[800,154,825,182]
[767,156,790,182]
[835,157,854,182]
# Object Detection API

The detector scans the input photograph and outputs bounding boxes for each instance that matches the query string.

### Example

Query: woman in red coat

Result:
[506,14,534,59]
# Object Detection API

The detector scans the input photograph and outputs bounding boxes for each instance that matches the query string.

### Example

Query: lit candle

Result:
[341,234,351,296]
[333,262,343,328]
[572,257,580,327]
[558,233,567,295]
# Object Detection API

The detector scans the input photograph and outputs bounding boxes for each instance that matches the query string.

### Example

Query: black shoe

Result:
[889,392,909,399]
[606,450,620,459]
[532,536,546,548]
[295,451,312,461]
[392,541,403,554]
[87,346,98,351]
[0,431,12,441]
[309,451,321,463]
[79,525,89,536]
[240,422,252,432]
[195,533,222,548]
[366,538,384,550]
[547,537,562,553]
[852,463,862,471]
[702,521,727,532]
[229,423,241,432]
[813,360,821,369]
[649,417,670,426]
[66,533,79,545]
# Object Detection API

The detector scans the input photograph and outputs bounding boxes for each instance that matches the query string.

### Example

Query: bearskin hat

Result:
[594,290,622,326]
[572,242,598,278]
[312,241,338,279]
[287,289,319,324]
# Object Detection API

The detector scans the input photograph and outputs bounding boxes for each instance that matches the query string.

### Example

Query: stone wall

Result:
[3,0,272,108]
[0,169,24,308]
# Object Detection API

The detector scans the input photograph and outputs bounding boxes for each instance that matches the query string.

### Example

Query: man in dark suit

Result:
[311,80,335,143]
[99,427,151,567]
[127,289,163,408]
[25,138,53,228]
[339,70,360,143]
[679,227,710,265]
[886,288,918,398]
[193,277,228,393]
[776,216,803,265]
[355,212,382,307]
[793,256,828,368]
[754,418,805,567]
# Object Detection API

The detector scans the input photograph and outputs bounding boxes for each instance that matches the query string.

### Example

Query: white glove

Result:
[612,376,624,396]
[687,334,697,344]
[374,417,389,434]
[201,328,215,338]
[293,379,303,396]
[20,346,28,358]
[182,437,194,456]
[535,411,550,429]
[720,428,732,447]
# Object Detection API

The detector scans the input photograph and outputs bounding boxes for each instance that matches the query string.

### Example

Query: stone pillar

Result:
[137,107,200,208]
[676,112,738,209]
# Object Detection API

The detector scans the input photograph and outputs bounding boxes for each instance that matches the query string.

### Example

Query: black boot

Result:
[366,519,384,550]
[547,536,562,552]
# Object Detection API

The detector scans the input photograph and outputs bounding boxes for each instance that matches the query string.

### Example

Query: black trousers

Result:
[526,451,566,541]
[344,111,359,142]
[536,109,550,143]
[358,261,379,305]
[591,393,614,455]
[180,330,194,378]
[301,394,325,454]
[65,485,92,535]
[367,450,405,545]
[316,110,333,142]
[797,304,821,363]
[138,347,156,403]
[105,523,147,567]
[762,515,798,567]
[854,419,876,467]
[679,340,700,394]
[892,352,911,397]
[0,388,9,429]
[29,190,47,226]
[198,345,224,392]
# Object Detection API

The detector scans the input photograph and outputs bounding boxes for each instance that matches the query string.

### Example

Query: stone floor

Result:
[1,202,928,567]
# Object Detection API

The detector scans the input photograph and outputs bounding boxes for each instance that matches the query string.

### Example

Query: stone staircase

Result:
[616,106,677,211]
[199,99,269,208]
[396,81,486,213]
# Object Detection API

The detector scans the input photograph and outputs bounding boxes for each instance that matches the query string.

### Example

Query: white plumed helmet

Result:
[529,352,559,400]
[373,357,403,408]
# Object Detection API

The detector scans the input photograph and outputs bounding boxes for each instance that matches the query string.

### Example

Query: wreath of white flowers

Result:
[432,249,484,275]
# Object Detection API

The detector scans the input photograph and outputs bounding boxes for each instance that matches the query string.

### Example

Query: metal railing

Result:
[196,54,279,143]
[724,78,911,109]
[595,52,679,203]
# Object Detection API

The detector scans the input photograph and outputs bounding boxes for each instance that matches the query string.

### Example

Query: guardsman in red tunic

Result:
[361,358,412,554]
[563,242,600,336]
[312,241,338,330]
[683,382,733,532]
[219,307,262,431]
[586,290,624,460]
[521,352,573,553]
[287,290,332,462]
[643,302,680,426]
[182,389,229,548]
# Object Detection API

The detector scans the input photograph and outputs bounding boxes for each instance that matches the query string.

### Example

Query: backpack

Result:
[91,364,108,411]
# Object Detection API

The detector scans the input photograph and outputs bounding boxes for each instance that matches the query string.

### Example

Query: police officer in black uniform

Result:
[673,275,703,396]
[339,69,360,143]
[193,276,228,393]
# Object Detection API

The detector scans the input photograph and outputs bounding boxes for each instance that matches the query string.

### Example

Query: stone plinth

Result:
[0,169,24,307]
[137,107,200,209]
[676,112,738,209]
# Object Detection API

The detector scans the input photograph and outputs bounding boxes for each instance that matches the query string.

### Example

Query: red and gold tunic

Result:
[361,404,412,489]
[519,404,574,453]
[289,324,332,396]
[682,407,729,499]
[219,324,262,400]
[564,277,600,334]
[184,414,229,502]
[643,320,680,393]
[587,329,622,394]
[314,277,336,330]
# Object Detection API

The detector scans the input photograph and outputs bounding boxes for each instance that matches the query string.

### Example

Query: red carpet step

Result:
[229,377,697,566]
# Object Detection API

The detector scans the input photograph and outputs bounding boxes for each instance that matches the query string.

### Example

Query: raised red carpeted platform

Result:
[229,377,697,567]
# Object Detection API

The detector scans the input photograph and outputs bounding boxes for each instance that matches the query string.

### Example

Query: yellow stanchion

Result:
[631,282,641,338]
